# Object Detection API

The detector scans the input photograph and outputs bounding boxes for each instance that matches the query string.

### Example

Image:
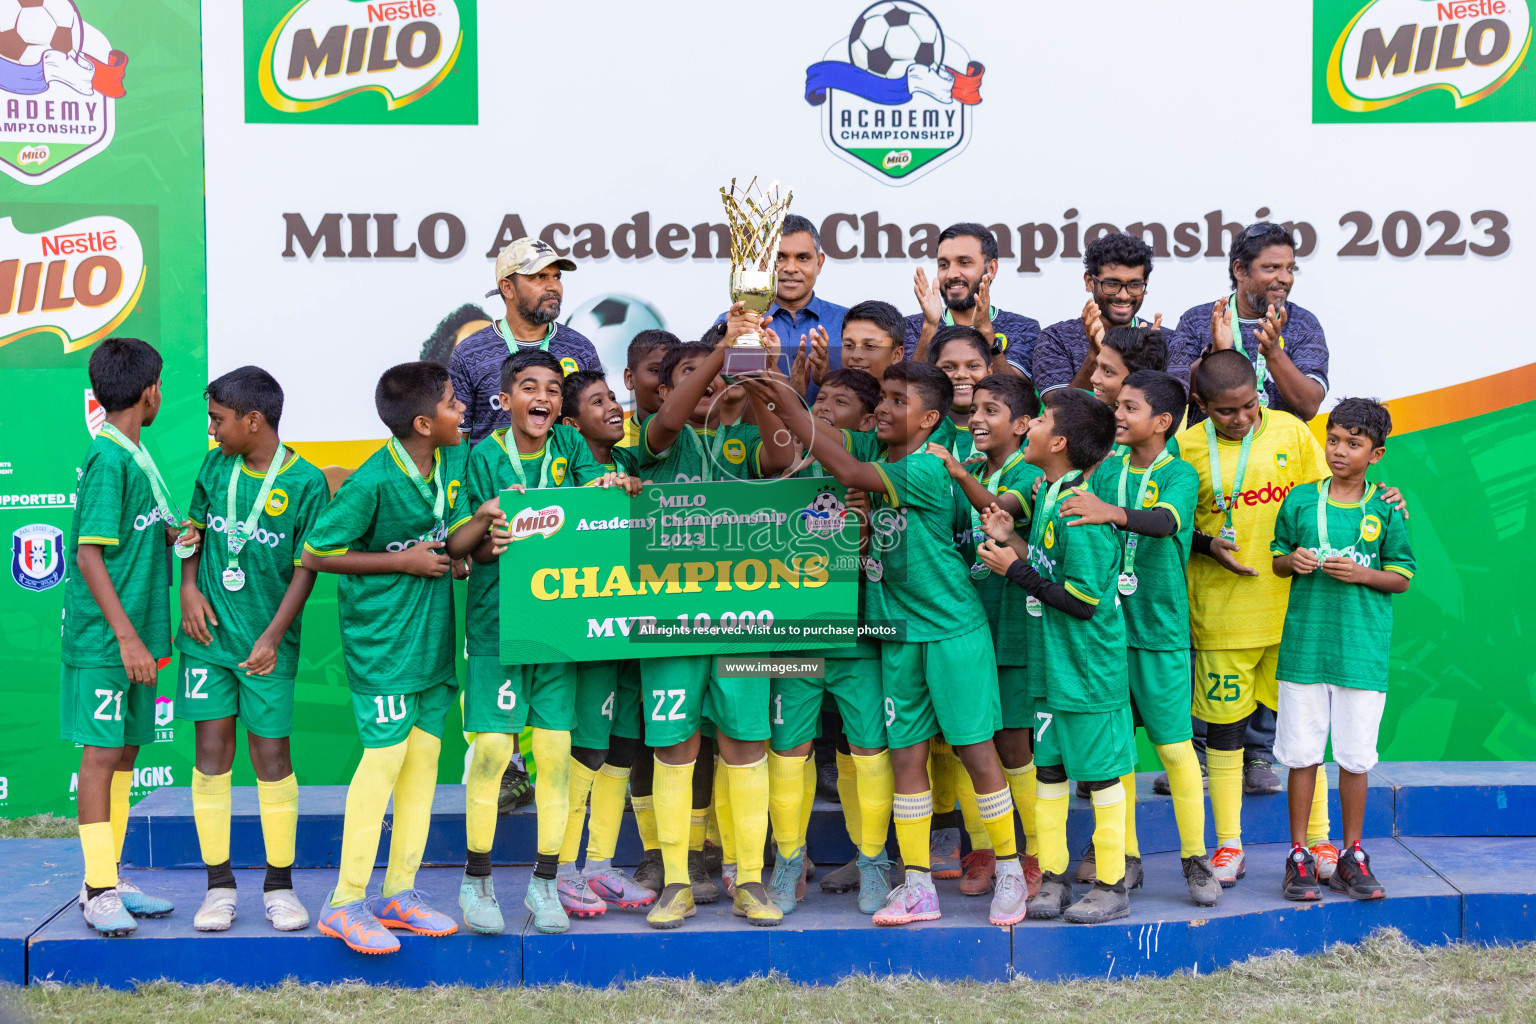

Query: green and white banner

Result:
[499,479,861,664]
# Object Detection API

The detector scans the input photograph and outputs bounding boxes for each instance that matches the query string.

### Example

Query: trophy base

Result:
[722,345,770,380]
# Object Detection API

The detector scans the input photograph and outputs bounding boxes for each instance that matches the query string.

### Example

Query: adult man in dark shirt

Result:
[1032,233,1174,395]
[450,237,603,443]
[905,222,1037,378]
[1173,222,1328,422]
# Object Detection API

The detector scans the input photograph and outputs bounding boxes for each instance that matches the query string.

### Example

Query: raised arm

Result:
[739,377,888,494]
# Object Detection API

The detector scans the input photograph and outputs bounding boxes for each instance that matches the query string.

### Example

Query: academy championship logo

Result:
[0,214,145,353]
[1316,0,1534,121]
[805,0,984,184]
[509,504,563,541]
[800,489,848,537]
[248,0,477,124]
[0,0,127,184]
[11,522,63,591]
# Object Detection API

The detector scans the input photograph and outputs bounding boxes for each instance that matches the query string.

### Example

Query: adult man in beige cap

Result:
[449,237,603,443]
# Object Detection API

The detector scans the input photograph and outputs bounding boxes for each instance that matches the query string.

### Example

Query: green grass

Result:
[7,931,1536,1024]
[0,814,76,839]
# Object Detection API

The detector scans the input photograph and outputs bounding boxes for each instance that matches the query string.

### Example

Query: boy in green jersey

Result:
[619,329,679,449]
[301,361,470,954]
[1088,325,1172,408]
[741,361,1026,929]
[637,325,795,928]
[765,367,896,918]
[975,388,1131,924]
[925,325,993,461]
[1272,398,1414,902]
[176,366,329,933]
[930,373,1042,899]
[444,351,634,936]
[547,368,655,911]
[63,338,197,936]
[1058,370,1221,907]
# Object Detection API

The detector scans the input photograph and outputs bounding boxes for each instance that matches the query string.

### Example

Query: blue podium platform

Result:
[9,763,1536,988]
[120,766,1397,871]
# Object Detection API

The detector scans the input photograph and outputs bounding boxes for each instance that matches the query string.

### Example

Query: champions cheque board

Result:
[498,479,862,664]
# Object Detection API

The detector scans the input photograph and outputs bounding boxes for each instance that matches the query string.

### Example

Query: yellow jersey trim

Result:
[1065,582,1100,605]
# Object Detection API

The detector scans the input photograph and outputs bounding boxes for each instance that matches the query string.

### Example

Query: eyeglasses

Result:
[1091,276,1147,297]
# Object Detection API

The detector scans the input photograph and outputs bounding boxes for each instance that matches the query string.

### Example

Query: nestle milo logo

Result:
[0,214,146,354]
[1316,0,1534,120]
[247,0,477,124]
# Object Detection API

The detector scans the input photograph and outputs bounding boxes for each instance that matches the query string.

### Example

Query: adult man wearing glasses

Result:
[1032,233,1167,396]
[1174,222,1328,422]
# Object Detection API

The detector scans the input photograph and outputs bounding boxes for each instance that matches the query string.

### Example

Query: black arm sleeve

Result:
[1117,506,1178,539]
[1191,530,1214,557]
[1004,561,1096,620]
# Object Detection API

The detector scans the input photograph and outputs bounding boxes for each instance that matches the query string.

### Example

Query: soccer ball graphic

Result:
[0,0,80,65]
[848,0,943,79]
[809,489,845,516]
[562,293,665,402]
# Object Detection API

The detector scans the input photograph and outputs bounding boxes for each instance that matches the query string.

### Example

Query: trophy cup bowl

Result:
[725,268,775,378]
[720,177,793,381]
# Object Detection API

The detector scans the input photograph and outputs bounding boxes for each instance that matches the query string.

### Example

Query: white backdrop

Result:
[202,0,1535,444]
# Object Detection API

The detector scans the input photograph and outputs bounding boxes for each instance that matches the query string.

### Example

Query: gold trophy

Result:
[720,176,793,378]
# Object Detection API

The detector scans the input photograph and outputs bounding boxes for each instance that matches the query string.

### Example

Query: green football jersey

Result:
[638,414,764,484]
[61,432,173,668]
[448,426,604,657]
[1088,451,1198,652]
[930,417,976,462]
[302,440,470,695]
[866,449,987,643]
[952,448,1040,667]
[1023,470,1128,712]
[174,448,329,677]
[600,444,640,478]
[1270,481,1415,691]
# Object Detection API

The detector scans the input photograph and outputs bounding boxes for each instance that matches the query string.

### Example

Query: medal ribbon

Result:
[506,434,553,492]
[224,447,286,574]
[1316,479,1377,556]
[686,423,731,483]
[100,423,191,545]
[389,437,446,527]
[1115,447,1170,580]
[969,449,1027,563]
[1205,417,1254,540]
[1229,293,1281,409]
[1028,470,1081,557]
[495,318,555,353]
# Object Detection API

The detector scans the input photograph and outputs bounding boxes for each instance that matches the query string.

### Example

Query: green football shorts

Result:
[570,660,642,750]
[463,654,580,736]
[999,664,1035,731]
[1033,703,1135,783]
[1128,646,1193,746]
[351,677,456,748]
[640,655,769,747]
[60,664,158,748]
[770,658,886,752]
[881,626,1001,750]
[175,653,294,738]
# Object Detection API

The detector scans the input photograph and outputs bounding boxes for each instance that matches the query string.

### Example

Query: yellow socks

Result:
[689,810,707,853]
[465,731,513,855]
[80,821,117,890]
[1158,741,1206,858]
[110,770,132,863]
[767,752,807,860]
[191,769,232,868]
[559,758,598,864]
[584,764,630,863]
[1307,764,1331,847]
[1090,781,1127,886]
[929,744,957,815]
[955,762,993,851]
[851,751,894,859]
[1120,772,1140,859]
[975,786,1018,859]
[256,774,299,872]
[1207,746,1245,849]
[383,727,441,898]
[1004,762,1038,856]
[529,728,571,861]
[712,760,737,865]
[726,756,770,876]
[333,740,409,906]
[1035,779,1070,875]
[632,795,659,851]
[800,756,816,841]
[892,790,933,870]
[836,751,862,848]
[653,757,694,886]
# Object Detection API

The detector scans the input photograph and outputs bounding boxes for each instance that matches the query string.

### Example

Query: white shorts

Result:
[1274,680,1386,775]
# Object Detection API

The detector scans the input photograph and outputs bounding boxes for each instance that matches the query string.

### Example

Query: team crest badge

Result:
[805,1,984,184]
[265,488,289,517]
[560,356,578,376]
[1142,480,1160,507]
[0,0,128,184]
[1361,514,1382,543]
[1275,450,1289,469]
[11,523,63,591]
[723,438,747,465]
[551,456,568,485]
[1043,519,1055,549]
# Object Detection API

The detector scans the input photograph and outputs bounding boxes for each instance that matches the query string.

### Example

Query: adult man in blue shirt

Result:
[450,237,603,443]
[711,214,848,399]
[905,222,1038,378]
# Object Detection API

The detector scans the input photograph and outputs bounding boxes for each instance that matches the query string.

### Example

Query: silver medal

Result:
[864,558,884,583]
[1025,595,1043,617]
[1118,572,1138,596]
[969,562,989,580]
[222,567,246,592]
[173,541,195,559]
[1219,526,1237,544]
